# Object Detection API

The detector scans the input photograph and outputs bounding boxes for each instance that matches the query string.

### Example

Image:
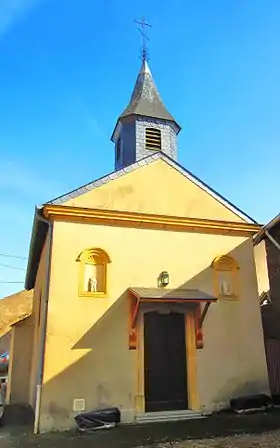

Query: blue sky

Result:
[0,0,279,297]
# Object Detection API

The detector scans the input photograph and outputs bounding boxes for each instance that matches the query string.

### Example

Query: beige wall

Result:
[7,317,34,403]
[29,241,48,408]
[197,238,268,412]
[254,240,270,297]
[39,219,269,431]
[63,159,246,223]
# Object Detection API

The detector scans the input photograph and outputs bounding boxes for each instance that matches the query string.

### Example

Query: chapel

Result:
[6,51,269,432]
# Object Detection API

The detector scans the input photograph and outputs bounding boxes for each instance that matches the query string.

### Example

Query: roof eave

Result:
[47,151,258,224]
[111,113,181,143]
[129,287,216,302]
[160,152,257,225]
[254,213,280,245]
[11,313,32,328]
[25,207,49,290]
[111,119,122,143]
[123,112,181,133]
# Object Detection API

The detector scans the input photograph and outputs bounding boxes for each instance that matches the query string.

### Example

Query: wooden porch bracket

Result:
[128,288,216,350]
[195,302,213,349]
[194,305,203,349]
[129,293,141,350]
[200,302,211,326]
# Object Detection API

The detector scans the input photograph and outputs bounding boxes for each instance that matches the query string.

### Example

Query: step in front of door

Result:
[135,409,205,424]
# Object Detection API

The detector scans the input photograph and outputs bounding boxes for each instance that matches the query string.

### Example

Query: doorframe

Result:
[134,310,199,414]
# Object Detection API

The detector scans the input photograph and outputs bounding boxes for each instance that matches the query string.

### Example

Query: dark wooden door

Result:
[144,311,188,412]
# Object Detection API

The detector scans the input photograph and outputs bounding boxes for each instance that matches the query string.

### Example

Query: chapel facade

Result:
[6,56,269,432]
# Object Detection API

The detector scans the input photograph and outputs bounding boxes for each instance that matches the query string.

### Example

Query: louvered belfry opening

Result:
[145,127,161,151]
[116,138,121,162]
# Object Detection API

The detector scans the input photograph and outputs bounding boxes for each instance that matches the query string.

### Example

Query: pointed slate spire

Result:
[119,60,180,129]
[111,60,181,170]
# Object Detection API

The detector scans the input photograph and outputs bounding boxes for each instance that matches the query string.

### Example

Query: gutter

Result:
[254,213,280,246]
[25,212,39,290]
[265,230,280,252]
[33,211,53,435]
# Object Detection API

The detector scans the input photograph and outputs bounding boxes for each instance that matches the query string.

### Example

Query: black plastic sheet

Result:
[230,394,272,413]
[75,407,121,431]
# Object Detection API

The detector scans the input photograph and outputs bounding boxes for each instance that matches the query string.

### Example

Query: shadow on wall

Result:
[39,238,268,428]
[261,295,280,339]
[266,231,280,313]
[0,331,11,356]
[41,292,132,428]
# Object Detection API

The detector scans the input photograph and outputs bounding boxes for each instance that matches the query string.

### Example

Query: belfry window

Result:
[76,248,111,297]
[116,138,121,162]
[145,127,161,151]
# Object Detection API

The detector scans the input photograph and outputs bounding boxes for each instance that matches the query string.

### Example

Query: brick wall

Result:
[266,226,280,312]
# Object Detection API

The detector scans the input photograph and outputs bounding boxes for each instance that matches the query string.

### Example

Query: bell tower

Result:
[111,19,181,171]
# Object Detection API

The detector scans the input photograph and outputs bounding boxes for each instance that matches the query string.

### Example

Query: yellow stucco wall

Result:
[29,241,48,408]
[32,162,267,431]
[39,220,269,431]
[254,240,270,296]
[7,317,33,404]
[197,238,268,411]
[63,159,246,223]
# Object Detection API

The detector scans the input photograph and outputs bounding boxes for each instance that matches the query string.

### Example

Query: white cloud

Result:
[0,0,39,35]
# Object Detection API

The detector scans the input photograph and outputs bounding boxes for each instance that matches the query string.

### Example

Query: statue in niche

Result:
[78,248,110,297]
[221,280,231,296]
[219,270,234,298]
[87,277,97,293]
[212,255,239,300]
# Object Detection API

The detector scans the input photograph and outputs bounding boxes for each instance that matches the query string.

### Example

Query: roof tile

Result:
[47,152,256,224]
[119,61,179,130]
[129,287,216,302]
[0,290,33,337]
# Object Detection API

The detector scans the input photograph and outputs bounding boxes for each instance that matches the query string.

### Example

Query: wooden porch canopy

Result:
[128,287,217,350]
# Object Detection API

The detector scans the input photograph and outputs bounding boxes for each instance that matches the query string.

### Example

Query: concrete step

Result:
[135,409,205,424]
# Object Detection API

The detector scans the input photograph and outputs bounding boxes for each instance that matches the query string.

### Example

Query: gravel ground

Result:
[179,431,280,447]
[2,412,280,447]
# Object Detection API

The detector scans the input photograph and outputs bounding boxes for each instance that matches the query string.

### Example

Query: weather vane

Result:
[135,16,152,62]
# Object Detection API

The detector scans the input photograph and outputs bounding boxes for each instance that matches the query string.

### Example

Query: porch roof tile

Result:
[129,287,216,302]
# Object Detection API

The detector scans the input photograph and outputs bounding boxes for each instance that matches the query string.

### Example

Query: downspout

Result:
[33,213,53,435]
[265,230,280,252]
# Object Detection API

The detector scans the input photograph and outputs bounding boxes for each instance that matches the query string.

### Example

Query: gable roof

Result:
[48,151,257,224]
[0,290,33,338]
[25,152,258,291]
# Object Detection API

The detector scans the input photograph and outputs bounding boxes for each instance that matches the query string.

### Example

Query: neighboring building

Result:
[0,290,33,356]
[254,215,280,400]
[19,59,269,433]
[0,332,11,358]
[7,314,34,404]
[254,214,280,310]
[0,289,33,402]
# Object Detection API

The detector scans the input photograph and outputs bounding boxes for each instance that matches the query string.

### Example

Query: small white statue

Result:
[88,277,98,293]
[222,280,231,296]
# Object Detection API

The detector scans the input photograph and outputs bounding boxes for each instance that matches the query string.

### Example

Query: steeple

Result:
[111,60,181,171]
[120,60,179,126]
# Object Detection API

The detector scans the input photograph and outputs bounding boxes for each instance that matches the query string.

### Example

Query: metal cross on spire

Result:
[135,16,152,62]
